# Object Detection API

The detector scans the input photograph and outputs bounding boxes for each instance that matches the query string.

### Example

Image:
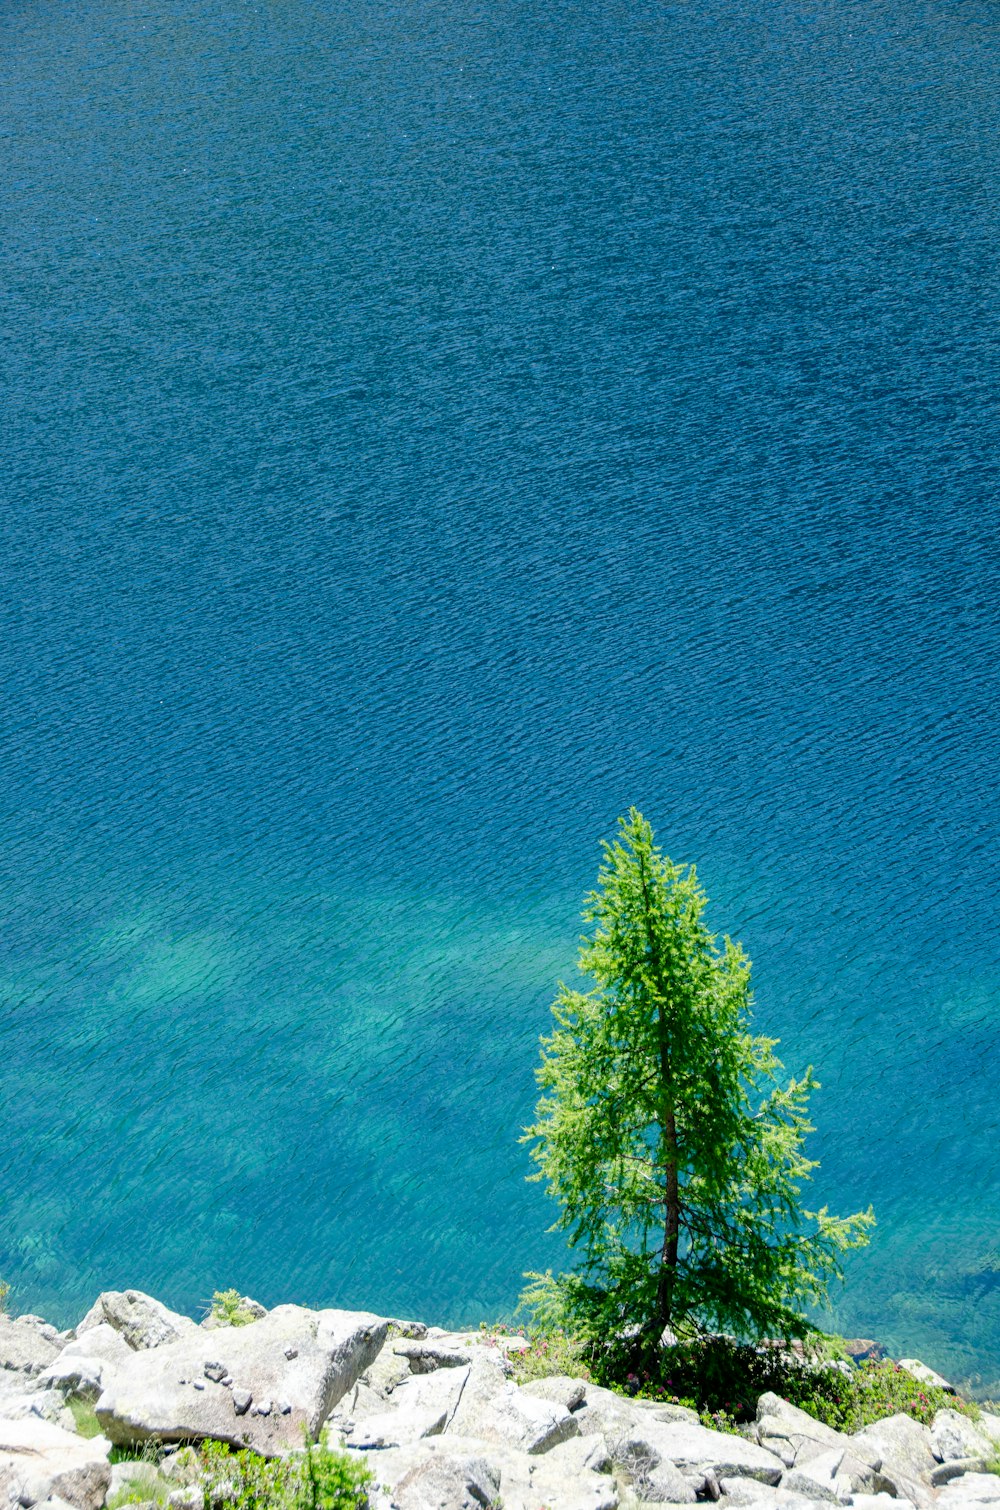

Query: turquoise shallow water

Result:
[2,0,1000,1388]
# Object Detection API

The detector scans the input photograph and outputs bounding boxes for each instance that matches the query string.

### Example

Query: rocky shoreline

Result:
[1,1290,999,1510]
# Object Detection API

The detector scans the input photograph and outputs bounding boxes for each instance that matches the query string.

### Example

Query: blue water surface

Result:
[2,0,999,1389]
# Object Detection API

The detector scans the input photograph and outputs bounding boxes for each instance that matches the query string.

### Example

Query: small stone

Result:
[204,1363,227,1382]
[254,1400,272,1417]
[278,1401,292,1415]
[222,1377,234,1388]
[233,1389,252,1416]
[192,1381,205,1391]
[283,1346,297,1360]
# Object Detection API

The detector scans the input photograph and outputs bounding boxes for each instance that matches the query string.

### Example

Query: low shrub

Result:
[592,1335,826,1422]
[795,1358,980,1432]
[585,1333,982,1430]
[489,1326,593,1384]
[200,1439,371,1510]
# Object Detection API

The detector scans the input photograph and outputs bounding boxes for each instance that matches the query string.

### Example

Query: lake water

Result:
[2,0,999,1391]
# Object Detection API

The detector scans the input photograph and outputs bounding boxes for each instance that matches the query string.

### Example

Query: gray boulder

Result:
[446,1350,578,1454]
[543,1431,613,1476]
[898,1359,954,1393]
[613,1427,697,1502]
[39,1358,103,1403]
[755,1393,848,1468]
[938,1473,1000,1505]
[95,1304,387,1452]
[0,1417,111,1510]
[387,1319,428,1341]
[463,1382,579,1455]
[521,1444,620,1510]
[629,1419,784,1485]
[782,1448,852,1503]
[931,1407,996,1463]
[59,1326,132,1370]
[41,1324,135,1401]
[356,1344,412,1401]
[634,1400,700,1425]
[0,1321,60,1378]
[718,1478,822,1505]
[77,1293,196,1353]
[13,1321,68,1348]
[392,1451,501,1510]
[853,1412,937,1480]
[345,1366,470,1448]
[386,1433,618,1510]
[572,1382,648,1442]
[931,1456,992,1486]
[851,1498,918,1510]
[0,1388,75,1433]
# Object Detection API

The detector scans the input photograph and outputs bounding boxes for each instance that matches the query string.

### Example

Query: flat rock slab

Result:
[720,1476,832,1505]
[95,1305,387,1453]
[938,1473,1000,1505]
[0,1416,111,1510]
[640,1420,784,1484]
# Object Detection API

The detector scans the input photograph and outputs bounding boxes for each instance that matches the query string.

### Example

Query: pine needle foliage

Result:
[522,810,873,1358]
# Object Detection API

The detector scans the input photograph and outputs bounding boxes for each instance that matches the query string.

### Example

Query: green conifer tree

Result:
[523,810,873,1352]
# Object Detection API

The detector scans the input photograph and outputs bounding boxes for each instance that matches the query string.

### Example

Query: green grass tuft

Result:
[68,1398,103,1439]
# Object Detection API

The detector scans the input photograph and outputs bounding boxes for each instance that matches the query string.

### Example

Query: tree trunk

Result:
[637,852,682,1334]
[655,1026,680,1331]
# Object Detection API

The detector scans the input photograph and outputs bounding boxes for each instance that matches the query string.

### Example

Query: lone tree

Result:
[523,810,873,1353]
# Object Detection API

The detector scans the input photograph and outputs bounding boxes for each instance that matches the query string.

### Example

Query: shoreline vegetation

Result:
[0,1286,998,1510]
